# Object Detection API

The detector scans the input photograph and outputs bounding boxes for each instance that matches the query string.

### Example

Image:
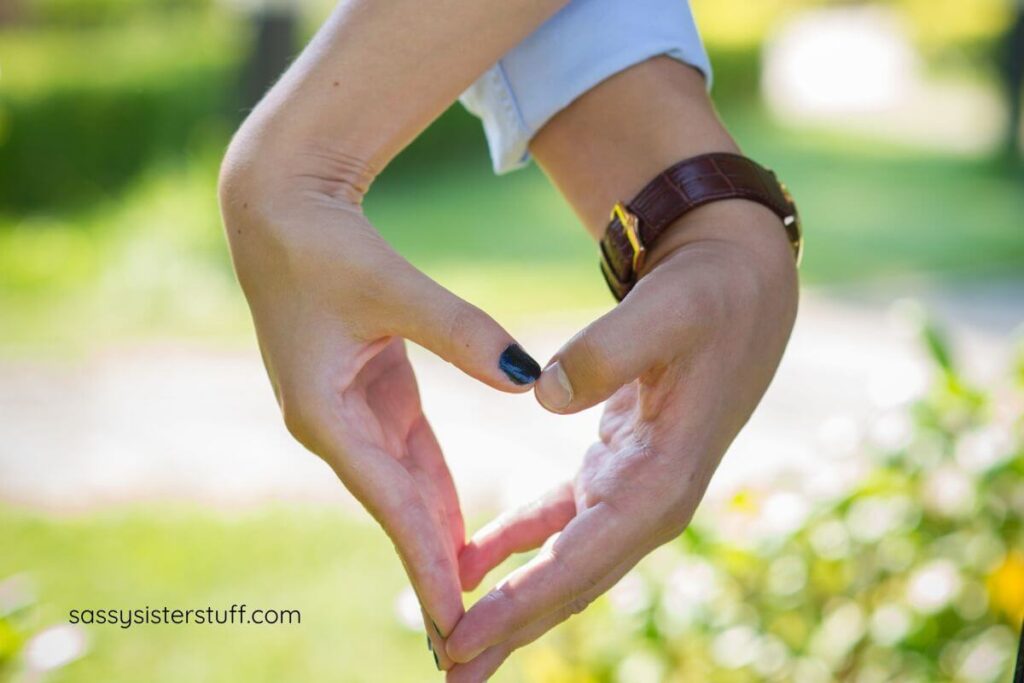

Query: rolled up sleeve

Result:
[460,0,712,174]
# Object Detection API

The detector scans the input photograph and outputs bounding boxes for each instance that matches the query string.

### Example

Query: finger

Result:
[446,500,638,664]
[320,428,466,636]
[445,560,632,683]
[385,264,540,392]
[377,467,465,635]
[423,606,454,671]
[407,414,466,555]
[459,482,576,591]
[534,272,703,414]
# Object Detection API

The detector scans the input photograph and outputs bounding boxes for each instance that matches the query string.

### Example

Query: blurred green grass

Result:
[0,504,529,682]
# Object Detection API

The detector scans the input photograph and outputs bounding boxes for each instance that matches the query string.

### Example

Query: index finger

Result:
[445,500,640,664]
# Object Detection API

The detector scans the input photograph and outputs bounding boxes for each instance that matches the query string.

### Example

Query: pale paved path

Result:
[1,280,1021,514]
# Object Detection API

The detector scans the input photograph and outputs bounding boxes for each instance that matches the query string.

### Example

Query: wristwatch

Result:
[599,152,803,301]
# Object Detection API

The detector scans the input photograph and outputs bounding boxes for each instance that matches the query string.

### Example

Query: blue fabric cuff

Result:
[460,0,711,174]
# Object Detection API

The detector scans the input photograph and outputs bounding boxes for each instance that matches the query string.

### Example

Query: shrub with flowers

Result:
[520,320,1023,683]
[0,575,86,683]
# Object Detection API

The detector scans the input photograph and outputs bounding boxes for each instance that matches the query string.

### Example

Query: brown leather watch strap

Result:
[599,152,802,301]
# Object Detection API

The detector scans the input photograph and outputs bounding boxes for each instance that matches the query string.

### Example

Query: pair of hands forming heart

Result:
[217,1,799,678]
[219,123,799,679]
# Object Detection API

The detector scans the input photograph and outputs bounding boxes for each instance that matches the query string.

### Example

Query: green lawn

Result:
[0,505,535,683]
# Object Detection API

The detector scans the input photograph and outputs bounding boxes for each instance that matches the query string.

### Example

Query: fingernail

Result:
[537,361,573,411]
[498,344,541,385]
[430,618,445,639]
[431,648,441,671]
[427,634,433,651]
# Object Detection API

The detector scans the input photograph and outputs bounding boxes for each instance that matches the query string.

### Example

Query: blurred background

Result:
[1,0,1023,680]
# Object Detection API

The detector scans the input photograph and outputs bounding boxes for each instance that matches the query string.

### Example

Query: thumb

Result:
[385,266,540,392]
[535,283,695,413]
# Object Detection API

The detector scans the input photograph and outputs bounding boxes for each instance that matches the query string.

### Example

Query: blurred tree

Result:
[239,2,298,113]
[1001,0,1024,161]
[0,0,23,25]
[1015,624,1023,683]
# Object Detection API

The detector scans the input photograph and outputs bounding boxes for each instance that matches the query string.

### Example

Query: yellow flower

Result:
[986,551,1024,624]
[522,645,598,683]
[728,488,759,514]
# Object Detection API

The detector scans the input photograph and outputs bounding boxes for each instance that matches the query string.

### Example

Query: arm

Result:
[223,0,571,185]
[218,0,571,668]
[444,56,799,680]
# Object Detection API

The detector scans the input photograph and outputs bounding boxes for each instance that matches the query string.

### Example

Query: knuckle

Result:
[566,594,593,616]
[490,581,529,634]
[549,547,601,607]
[278,388,327,449]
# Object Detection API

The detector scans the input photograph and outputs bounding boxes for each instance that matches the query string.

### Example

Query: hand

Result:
[218,140,542,667]
[443,200,799,680]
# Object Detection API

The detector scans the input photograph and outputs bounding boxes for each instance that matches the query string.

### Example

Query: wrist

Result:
[639,200,797,281]
[224,118,377,203]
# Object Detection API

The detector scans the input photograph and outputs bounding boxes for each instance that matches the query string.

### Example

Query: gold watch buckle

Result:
[779,181,804,267]
[611,202,646,274]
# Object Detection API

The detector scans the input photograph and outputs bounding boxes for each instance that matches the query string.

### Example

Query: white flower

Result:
[609,572,651,615]
[791,657,832,683]
[753,634,791,676]
[712,625,759,669]
[393,585,424,631]
[906,560,961,614]
[810,601,866,665]
[24,625,88,672]
[955,426,1015,473]
[846,495,914,543]
[615,651,665,683]
[957,626,1017,682]
[922,464,976,517]
[809,519,851,560]
[869,603,912,646]
[761,491,810,537]
[614,651,663,683]
[767,556,808,596]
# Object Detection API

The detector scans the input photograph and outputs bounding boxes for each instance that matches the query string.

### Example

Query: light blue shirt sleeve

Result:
[460,0,712,174]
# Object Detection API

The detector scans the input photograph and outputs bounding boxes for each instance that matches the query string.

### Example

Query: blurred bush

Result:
[0,0,787,217]
[0,575,85,682]
[8,0,211,26]
[518,321,1023,682]
[0,12,240,213]
[4,0,1011,216]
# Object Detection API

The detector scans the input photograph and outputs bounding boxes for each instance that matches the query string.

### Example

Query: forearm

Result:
[225,0,570,193]
[530,56,793,274]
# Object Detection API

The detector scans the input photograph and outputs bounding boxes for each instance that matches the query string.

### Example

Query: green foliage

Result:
[0,615,24,682]
[0,15,241,213]
[16,0,213,27]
